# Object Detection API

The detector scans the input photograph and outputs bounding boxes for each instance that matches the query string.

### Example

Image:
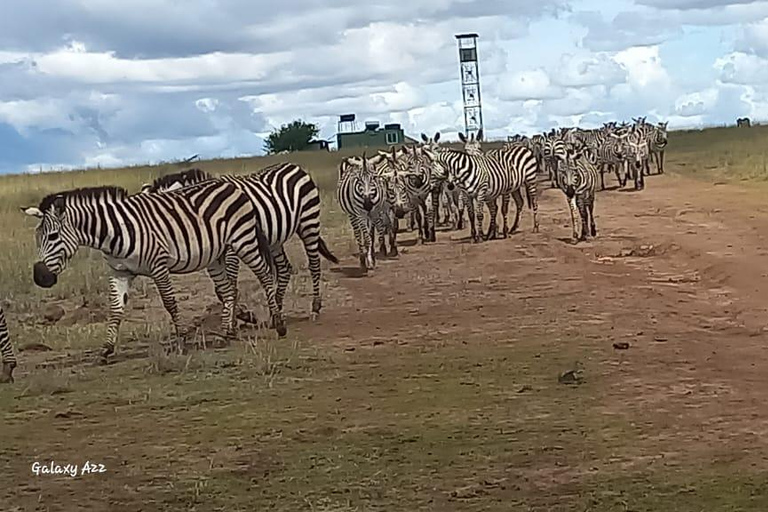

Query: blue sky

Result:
[1,0,767,174]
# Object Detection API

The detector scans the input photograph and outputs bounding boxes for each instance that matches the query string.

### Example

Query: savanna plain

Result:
[3,126,768,511]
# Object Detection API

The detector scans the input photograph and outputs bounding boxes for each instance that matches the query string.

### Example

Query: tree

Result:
[263,119,320,154]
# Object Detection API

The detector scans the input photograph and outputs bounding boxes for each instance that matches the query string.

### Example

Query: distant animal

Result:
[0,305,16,383]
[737,117,751,128]
[23,183,285,365]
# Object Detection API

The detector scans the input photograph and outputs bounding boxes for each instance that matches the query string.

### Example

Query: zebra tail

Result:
[318,236,340,264]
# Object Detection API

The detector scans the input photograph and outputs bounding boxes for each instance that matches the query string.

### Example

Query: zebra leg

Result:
[273,248,292,312]
[526,181,540,233]
[456,190,466,230]
[466,197,478,242]
[224,251,257,324]
[659,150,665,174]
[567,195,580,242]
[409,210,416,231]
[599,164,606,190]
[474,197,485,243]
[351,216,370,272]
[297,232,325,321]
[423,196,436,243]
[150,267,189,354]
[587,193,597,237]
[509,189,524,234]
[576,195,589,242]
[207,257,237,340]
[234,243,287,337]
[500,192,512,238]
[100,272,135,364]
[0,306,16,383]
[485,198,498,240]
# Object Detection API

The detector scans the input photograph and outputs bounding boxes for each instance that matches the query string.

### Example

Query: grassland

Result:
[2,125,768,511]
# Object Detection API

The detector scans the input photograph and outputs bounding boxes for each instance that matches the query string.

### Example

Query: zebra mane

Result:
[150,168,212,190]
[39,186,129,211]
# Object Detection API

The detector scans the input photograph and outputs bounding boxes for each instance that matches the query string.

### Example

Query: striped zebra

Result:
[646,121,668,175]
[423,129,540,242]
[379,145,435,243]
[558,143,599,242]
[337,153,398,271]
[142,164,339,323]
[22,183,285,365]
[542,136,567,188]
[0,305,16,383]
[592,132,631,189]
[420,132,467,232]
[611,128,648,190]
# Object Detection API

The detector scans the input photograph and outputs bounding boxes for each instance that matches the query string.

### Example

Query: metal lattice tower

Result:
[455,33,483,137]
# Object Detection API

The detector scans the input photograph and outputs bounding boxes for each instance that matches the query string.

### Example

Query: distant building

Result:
[305,139,330,151]
[336,116,415,150]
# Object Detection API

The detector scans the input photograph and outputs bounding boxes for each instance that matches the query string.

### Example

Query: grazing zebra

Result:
[559,144,599,242]
[23,183,285,365]
[0,305,16,383]
[142,164,339,322]
[737,117,751,128]
[423,129,540,242]
[337,153,396,271]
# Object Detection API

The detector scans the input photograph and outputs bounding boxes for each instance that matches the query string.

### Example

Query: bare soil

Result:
[3,173,768,511]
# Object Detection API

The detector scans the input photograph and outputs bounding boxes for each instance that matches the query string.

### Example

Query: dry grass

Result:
[1,125,768,510]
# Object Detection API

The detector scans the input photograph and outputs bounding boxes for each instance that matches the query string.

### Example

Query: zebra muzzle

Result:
[33,261,57,288]
[446,182,455,191]
[394,207,406,219]
[565,186,575,198]
[362,198,374,212]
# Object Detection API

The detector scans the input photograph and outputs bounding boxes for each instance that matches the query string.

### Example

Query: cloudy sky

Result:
[0,0,766,174]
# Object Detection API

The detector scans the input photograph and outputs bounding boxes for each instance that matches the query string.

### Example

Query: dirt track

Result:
[5,173,768,510]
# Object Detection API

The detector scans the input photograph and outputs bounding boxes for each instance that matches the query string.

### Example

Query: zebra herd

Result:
[0,116,668,384]
[337,116,668,272]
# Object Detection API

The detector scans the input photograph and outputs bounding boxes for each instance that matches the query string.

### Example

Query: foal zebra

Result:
[23,183,285,365]
[559,144,600,242]
[0,305,16,383]
[142,164,339,322]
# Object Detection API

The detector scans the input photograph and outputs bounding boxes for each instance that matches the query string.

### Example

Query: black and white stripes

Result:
[0,305,16,383]
[142,163,339,322]
[23,183,285,364]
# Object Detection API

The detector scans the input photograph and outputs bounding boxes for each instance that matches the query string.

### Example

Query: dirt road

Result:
[4,173,768,510]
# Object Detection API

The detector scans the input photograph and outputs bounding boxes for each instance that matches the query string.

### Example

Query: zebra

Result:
[379,145,435,244]
[542,136,567,188]
[420,132,466,232]
[337,153,397,271]
[141,163,340,323]
[592,133,631,189]
[558,143,599,243]
[646,121,668,175]
[22,183,285,365]
[423,129,540,242]
[611,128,649,190]
[0,305,16,383]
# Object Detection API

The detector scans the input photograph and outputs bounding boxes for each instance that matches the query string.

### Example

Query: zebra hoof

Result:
[310,312,319,322]
[0,362,15,383]
[273,316,287,337]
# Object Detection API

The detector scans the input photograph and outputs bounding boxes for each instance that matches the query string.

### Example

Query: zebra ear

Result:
[22,206,43,218]
[420,133,429,143]
[476,129,484,142]
[433,132,440,143]
[51,195,66,216]
[458,132,467,143]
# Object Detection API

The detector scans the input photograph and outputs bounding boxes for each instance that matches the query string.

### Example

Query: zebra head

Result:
[22,194,82,288]
[420,132,441,149]
[378,147,414,219]
[458,129,483,155]
[654,121,669,148]
[345,153,387,213]
[559,144,589,198]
